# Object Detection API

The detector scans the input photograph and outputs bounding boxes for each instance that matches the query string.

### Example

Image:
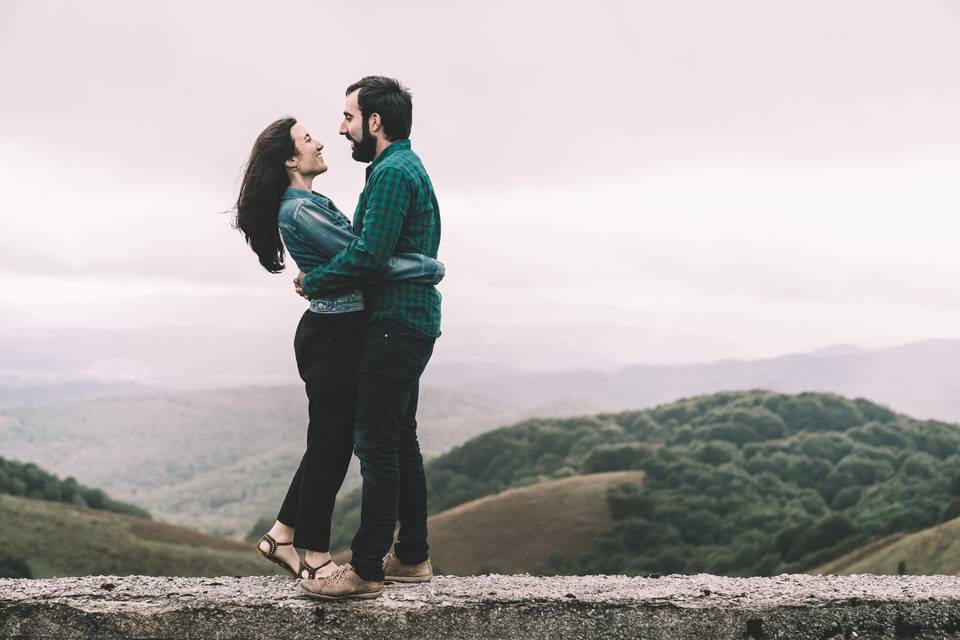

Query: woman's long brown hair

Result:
[233,117,297,273]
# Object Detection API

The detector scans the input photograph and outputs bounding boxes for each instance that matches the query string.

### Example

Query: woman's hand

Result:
[294,271,309,299]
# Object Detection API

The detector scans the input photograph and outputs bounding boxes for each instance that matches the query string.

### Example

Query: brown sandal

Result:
[256,533,298,577]
[299,556,334,580]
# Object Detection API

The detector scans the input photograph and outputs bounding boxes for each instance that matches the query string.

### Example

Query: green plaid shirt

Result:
[301,140,442,338]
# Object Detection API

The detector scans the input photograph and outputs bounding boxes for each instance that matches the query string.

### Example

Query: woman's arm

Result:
[289,198,357,258]
[294,197,444,284]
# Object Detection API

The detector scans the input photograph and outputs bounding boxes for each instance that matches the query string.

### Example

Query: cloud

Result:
[2,0,960,366]
[2,0,959,192]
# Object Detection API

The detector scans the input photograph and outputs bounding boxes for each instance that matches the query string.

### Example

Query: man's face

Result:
[339,90,377,163]
[288,122,326,176]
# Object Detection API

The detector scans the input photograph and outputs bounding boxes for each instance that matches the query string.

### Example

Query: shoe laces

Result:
[382,552,394,569]
[327,564,351,583]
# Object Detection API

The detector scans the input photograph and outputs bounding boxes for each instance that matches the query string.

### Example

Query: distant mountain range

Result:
[5,326,960,424]
[423,339,960,422]
[0,379,148,407]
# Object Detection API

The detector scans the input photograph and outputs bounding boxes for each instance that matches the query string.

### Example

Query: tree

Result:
[693,441,738,465]
[784,512,858,562]
[0,555,32,578]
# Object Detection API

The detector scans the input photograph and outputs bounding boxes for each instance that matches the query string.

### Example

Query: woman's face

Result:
[288,122,326,176]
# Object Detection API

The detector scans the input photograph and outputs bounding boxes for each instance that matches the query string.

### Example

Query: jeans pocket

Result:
[400,333,435,381]
[359,322,404,379]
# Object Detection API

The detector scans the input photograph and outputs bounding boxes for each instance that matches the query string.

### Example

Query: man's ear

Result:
[368,112,382,134]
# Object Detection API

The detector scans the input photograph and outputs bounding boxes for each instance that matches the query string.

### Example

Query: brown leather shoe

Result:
[383,552,433,583]
[298,564,383,601]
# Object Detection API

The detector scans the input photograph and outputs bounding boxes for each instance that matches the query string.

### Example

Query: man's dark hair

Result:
[347,76,413,141]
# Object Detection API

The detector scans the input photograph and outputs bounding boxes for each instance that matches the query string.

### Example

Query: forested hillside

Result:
[0,456,148,518]
[330,390,960,576]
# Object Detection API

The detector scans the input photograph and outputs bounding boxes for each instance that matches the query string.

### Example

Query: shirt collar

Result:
[282,187,311,199]
[283,187,334,209]
[283,187,325,200]
[369,139,411,171]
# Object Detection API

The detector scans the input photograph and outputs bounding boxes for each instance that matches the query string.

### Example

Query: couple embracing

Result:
[234,76,443,601]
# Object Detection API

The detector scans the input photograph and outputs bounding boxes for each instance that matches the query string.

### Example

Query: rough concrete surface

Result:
[3,573,960,639]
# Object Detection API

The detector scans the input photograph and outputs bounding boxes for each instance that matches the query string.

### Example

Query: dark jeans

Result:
[350,318,435,581]
[277,309,364,551]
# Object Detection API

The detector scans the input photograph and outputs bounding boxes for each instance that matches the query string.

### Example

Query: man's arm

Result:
[376,253,445,284]
[292,195,442,288]
[300,167,411,296]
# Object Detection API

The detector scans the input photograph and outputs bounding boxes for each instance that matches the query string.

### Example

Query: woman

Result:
[234,117,443,580]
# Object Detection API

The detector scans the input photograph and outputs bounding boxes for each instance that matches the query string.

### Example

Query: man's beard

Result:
[349,119,377,162]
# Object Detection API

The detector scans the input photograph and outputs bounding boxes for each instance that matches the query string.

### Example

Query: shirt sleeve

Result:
[291,199,357,258]
[375,253,445,284]
[301,166,412,296]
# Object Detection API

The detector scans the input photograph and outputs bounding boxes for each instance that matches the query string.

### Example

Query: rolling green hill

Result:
[0,493,279,578]
[328,390,960,576]
[426,470,645,575]
[811,515,960,576]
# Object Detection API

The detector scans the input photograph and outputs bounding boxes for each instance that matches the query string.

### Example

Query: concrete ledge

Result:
[3,574,960,639]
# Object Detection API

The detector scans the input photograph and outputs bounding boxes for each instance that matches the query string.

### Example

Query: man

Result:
[296,76,442,600]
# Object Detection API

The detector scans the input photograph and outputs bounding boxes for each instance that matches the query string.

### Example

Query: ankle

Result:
[268,521,294,543]
[304,550,331,565]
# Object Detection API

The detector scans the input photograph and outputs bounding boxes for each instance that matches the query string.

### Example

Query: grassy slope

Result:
[0,494,281,578]
[812,517,960,576]
[425,471,645,575]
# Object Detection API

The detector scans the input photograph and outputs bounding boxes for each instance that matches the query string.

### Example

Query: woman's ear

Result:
[285,154,299,171]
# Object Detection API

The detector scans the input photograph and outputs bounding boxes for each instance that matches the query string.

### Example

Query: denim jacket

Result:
[278,188,444,314]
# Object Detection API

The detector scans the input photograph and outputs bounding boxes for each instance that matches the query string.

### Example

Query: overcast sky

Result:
[2,0,959,380]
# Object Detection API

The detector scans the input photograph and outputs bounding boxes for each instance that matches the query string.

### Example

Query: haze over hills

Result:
[0,323,674,390]
[7,325,959,418]
[424,339,960,423]
[0,374,149,408]
[0,385,611,538]
[5,326,960,423]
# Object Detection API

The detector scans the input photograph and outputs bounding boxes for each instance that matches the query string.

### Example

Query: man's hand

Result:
[294,271,310,299]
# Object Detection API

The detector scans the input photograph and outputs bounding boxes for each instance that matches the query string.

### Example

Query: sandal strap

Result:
[300,557,334,579]
[258,533,293,557]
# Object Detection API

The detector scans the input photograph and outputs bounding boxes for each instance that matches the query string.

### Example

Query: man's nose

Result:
[338,121,348,135]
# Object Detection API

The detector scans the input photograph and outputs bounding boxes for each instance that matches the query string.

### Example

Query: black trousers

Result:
[350,318,435,581]
[277,309,364,551]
